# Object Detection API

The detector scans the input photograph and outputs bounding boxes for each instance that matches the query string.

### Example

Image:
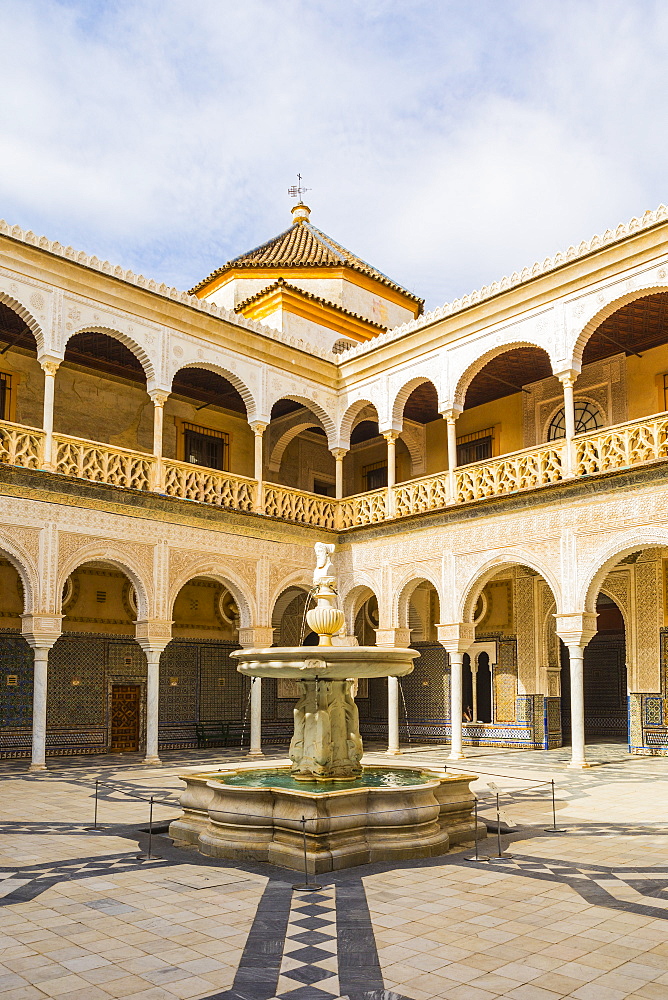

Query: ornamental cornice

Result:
[0,220,340,364]
[341,203,668,359]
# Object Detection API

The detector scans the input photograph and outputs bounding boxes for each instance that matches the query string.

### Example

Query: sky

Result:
[2,0,668,311]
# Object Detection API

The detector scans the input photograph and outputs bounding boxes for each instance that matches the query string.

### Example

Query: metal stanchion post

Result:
[489,792,513,863]
[137,797,155,861]
[544,779,566,833]
[85,779,100,832]
[292,815,322,892]
[465,796,489,862]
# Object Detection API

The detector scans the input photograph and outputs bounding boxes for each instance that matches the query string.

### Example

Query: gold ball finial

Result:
[291,202,311,224]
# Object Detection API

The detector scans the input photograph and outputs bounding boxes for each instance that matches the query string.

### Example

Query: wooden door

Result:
[110,685,140,751]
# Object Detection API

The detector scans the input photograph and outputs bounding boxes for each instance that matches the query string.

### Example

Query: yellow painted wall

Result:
[455,393,524,462]
[626,343,668,420]
[425,418,446,474]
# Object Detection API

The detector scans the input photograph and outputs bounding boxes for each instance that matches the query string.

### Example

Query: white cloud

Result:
[0,0,667,307]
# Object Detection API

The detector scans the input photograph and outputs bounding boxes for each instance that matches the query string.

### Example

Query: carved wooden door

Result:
[110,685,140,751]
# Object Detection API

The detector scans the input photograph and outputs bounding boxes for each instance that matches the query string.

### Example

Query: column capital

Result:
[382,429,400,443]
[330,447,348,460]
[555,368,580,389]
[149,389,170,406]
[39,356,61,377]
[436,622,475,653]
[135,619,172,653]
[440,405,462,422]
[375,627,411,647]
[250,420,268,436]
[554,612,597,648]
[21,613,63,649]
[238,626,274,649]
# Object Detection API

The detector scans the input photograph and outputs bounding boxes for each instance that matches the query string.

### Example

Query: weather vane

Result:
[288,173,310,204]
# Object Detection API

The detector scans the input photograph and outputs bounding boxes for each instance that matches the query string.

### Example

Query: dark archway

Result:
[561,593,627,743]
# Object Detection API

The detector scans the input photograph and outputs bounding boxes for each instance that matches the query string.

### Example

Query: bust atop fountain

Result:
[307,542,345,647]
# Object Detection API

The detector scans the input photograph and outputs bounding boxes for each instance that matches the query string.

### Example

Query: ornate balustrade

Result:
[0,420,44,469]
[2,413,668,528]
[54,433,155,490]
[394,473,449,518]
[455,442,565,504]
[263,482,336,528]
[163,459,256,511]
[576,413,668,476]
[337,488,387,528]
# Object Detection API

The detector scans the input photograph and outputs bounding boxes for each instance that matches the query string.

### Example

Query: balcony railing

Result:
[575,412,668,476]
[2,413,667,530]
[55,433,154,491]
[0,420,44,469]
[163,458,256,512]
[264,482,336,529]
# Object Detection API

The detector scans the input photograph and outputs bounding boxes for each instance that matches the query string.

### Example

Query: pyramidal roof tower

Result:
[191,199,423,353]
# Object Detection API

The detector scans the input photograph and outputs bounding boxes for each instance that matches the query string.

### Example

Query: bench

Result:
[195,722,232,748]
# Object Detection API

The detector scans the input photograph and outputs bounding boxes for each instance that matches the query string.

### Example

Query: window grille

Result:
[363,460,387,491]
[547,402,601,441]
[0,372,12,421]
[456,427,493,466]
[183,422,228,471]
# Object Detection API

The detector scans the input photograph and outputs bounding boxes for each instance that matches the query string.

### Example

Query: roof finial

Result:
[288,174,311,223]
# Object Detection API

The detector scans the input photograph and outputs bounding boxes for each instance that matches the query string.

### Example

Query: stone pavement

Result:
[0,742,667,999]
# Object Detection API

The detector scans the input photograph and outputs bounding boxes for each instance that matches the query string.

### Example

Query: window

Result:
[183,422,228,470]
[663,373,668,412]
[456,428,493,466]
[547,402,602,441]
[0,373,12,421]
[363,461,387,491]
[313,478,335,497]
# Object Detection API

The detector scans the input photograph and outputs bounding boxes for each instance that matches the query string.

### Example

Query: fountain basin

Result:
[169,765,484,873]
[232,645,418,680]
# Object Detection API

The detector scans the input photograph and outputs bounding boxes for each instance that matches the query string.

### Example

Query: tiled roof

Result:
[190,220,424,309]
[234,278,387,332]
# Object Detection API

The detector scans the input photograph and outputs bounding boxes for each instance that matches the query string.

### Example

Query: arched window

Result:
[548,401,602,441]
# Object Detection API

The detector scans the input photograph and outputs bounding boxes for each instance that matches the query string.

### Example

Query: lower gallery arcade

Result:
[1,536,667,768]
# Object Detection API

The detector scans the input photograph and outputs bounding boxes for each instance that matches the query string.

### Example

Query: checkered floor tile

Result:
[274,886,340,999]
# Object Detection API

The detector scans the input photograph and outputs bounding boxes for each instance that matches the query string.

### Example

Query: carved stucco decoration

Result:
[167,547,257,627]
[56,531,154,620]
[0,278,48,354]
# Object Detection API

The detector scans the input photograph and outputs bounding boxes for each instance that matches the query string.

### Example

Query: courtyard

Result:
[0,743,667,1000]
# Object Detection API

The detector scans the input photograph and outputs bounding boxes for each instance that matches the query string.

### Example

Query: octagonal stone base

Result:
[169,767,484,874]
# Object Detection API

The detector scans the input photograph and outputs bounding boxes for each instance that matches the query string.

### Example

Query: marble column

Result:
[40,358,60,472]
[150,390,168,491]
[22,617,62,772]
[144,649,163,765]
[375,627,411,755]
[250,421,267,513]
[30,647,50,771]
[448,651,464,760]
[557,371,578,478]
[437,622,475,762]
[387,675,400,755]
[383,431,398,517]
[249,677,263,756]
[331,448,347,499]
[554,613,596,769]
[238,626,274,756]
[443,409,460,504]
[567,644,586,768]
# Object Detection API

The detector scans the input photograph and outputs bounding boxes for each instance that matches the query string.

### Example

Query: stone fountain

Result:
[170,544,483,873]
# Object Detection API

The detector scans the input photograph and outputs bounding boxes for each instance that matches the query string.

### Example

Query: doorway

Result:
[110,684,140,751]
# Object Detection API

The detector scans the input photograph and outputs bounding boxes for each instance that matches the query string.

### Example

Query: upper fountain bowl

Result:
[232,645,418,679]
